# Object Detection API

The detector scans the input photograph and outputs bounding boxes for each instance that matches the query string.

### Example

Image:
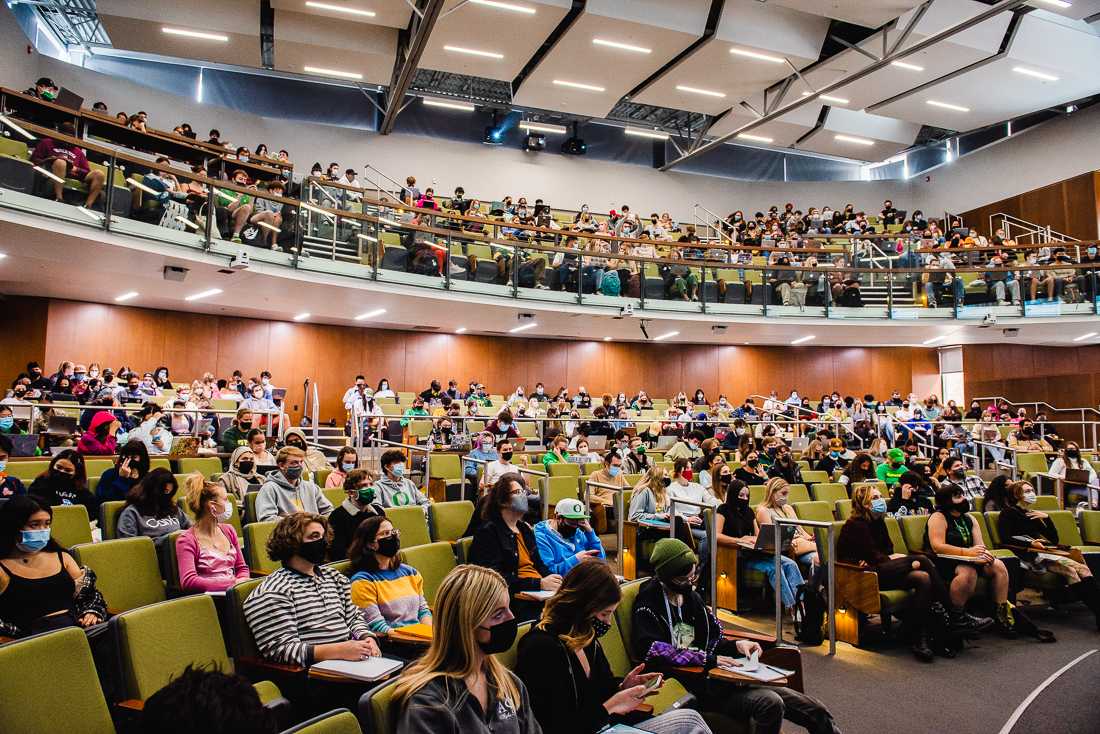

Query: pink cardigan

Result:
[176,524,250,592]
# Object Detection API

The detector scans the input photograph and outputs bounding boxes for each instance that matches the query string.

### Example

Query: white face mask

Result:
[1022,491,1037,505]
[215,501,232,522]
[774,495,788,507]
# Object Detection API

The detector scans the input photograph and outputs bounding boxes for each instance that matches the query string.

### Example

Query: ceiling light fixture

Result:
[0,114,35,141]
[162,27,228,42]
[790,335,816,345]
[675,84,725,98]
[802,92,849,105]
[834,134,875,146]
[354,308,387,321]
[1012,66,1059,82]
[624,128,670,140]
[423,98,476,111]
[304,2,376,18]
[552,79,605,92]
[293,312,311,321]
[185,288,223,302]
[926,99,970,112]
[114,291,139,302]
[1034,0,1071,9]
[1072,331,1097,342]
[469,0,536,13]
[519,121,567,134]
[444,45,504,59]
[730,47,785,63]
[592,38,651,54]
[455,327,468,334]
[509,323,538,333]
[653,331,679,341]
[737,133,773,143]
[303,65,363,80]
[891,60,924,72]
[922,335,948,345]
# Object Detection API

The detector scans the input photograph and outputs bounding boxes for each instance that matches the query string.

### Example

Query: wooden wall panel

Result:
[959,171,1099,240]
[0,297,48,383]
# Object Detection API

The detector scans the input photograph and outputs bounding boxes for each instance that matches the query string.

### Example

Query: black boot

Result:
[994,601,1019,638]
[911,632,935,662]
[1069,578,1100,631]
[950,606,993,634]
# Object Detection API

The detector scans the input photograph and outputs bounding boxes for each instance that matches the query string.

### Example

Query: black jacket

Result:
[327,501,385,562]
[997,504,1058,563]
[469,516,550,595]
[767,460,803,484]
[515,626,620,734]
[28,476,98,515]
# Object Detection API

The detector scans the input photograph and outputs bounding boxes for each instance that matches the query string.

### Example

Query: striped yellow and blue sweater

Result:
[349,564,431,634]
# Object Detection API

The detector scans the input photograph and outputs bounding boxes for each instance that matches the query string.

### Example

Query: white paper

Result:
[518,589,555,600]
[310,656,402,682]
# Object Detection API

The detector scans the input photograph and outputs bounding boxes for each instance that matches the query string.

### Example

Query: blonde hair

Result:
[184,472,222,518]
[849,483,876,521]
[276,446,305,464]
[762,477,790,509]
[636,466,668,512]
[393,565,519,712]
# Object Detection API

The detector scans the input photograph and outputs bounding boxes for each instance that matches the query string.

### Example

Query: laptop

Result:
[656,435,679,450]
[745,525,797,553]
[8,434,39,457]
[55,87,84,111]
[587,435,608,450]
[790,436,809,452]
[168,436,200,458]
[270,388,287,403]
[46,415,78,436]
[1065,468,1092,486]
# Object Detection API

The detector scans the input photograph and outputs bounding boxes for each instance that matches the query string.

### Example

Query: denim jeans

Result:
[746,555,804,609]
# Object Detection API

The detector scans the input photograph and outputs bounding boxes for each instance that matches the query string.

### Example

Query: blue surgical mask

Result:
[392,463,405,478]
[0,460,6,473]
[509,492,529,514]
[0,417,12,430]
[608,466,621,477]
[341,462,356,472]
[870,498,888,515]
[18,528,51,553]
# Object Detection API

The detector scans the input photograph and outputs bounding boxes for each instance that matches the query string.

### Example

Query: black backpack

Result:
[793,583,826,646]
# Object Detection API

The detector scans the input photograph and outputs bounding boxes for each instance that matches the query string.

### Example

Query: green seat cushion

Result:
[878,589,912,612]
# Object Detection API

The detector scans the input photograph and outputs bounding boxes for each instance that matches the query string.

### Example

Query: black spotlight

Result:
[523,132,546,151]
[561,121,586,155]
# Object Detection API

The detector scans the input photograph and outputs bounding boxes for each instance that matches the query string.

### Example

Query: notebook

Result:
[390,622,433,640]
[515,589,555,601]
[718,658,793,683]
[310,656,402,683]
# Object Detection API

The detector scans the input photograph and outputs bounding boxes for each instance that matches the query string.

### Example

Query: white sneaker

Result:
[997,300,1008,306]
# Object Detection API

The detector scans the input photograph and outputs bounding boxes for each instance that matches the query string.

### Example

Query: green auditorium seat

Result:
[428,454,464,499]
[1081,511,1100,544]
[455,536,473,563]
[800,470,830,485]
[793,501,833,523]
[386,506,431,548]
[244,521,281,575]
[540,476,581,518]
[835,499,852,520]
[811,483,847,505]
[360,679,400,734]
[548,462,581,477]
[323,487,346,510]
[0,628,115,734]
[497,621,532,672]
[282,709,362,734]
[399,541,457,608]
[787,484,811,504]
[1048,511,1100,553]
[178,456,223,478]
[50,503,93,548]
[6,460,48,481]
[1033,495,1060,511]
[73,536,166,614]
[98,500,126,540]
[899,515,929,554]
[429,500,474,543]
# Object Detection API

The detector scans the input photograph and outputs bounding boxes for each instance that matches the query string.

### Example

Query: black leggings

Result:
[875,555,949,634]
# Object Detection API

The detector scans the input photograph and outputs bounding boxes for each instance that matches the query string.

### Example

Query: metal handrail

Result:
[16,401,282,439]
[666,496,719,616]
[772,516,836,655]
[584,479,629,576]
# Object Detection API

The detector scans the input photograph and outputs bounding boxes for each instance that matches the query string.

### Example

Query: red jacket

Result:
[77,411,117,455]
[31,137,90,177]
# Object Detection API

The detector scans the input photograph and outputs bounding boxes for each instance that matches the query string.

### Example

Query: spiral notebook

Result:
[310,656,402,682]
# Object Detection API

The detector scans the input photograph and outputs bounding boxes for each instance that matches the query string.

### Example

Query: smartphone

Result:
[643,674,663,693]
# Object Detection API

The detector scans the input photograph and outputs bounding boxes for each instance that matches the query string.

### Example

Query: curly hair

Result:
[266,512,330,562]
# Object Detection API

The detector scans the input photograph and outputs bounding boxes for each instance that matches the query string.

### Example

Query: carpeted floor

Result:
[737,603,1100,734]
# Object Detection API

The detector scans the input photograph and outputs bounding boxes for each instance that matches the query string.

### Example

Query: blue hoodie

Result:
[533,519,605,576]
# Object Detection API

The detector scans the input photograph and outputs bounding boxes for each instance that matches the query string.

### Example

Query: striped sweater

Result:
[243,565,372,667]
[350,564,431,634]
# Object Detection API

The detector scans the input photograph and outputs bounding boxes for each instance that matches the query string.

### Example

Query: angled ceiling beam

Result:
[660,0,1030,172]
[379,0,446,134]
[887,0,933,57]
[511,0,586,96]
[619,0,725,102]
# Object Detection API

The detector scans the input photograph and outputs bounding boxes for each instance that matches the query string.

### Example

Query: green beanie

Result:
[887,448,905,463]
[649,538,697,580]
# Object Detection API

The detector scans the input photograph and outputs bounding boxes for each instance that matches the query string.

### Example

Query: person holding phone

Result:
[516,559,710,734]
[533,498,606,577]
[95,440,151,502]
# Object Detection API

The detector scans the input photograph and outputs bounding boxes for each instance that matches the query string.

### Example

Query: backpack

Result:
[518,262,537,288]
[600,269,621,296]
[793,582,826,646]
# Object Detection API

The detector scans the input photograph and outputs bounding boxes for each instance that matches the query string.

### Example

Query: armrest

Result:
[117,699,144,711]
[237,656,306,676]
[721,628,777,645]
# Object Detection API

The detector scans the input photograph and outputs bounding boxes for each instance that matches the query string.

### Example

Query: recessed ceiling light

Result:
[455,327,468,334]
[926,99,970,112]
[354,308,386,321]
[423,98,475,112]
[293,312,311,321]
[653,331,679,341]
[603,336,612,341]
[1034,0,1071,9]
[922,335,948,345]
[1072,331,1097,342]
[162,27,228,42]
[0,114,35,141]
[304,2,376,18]
[469,0,536,13]
[802,92,849,105]
[509,323,538,333]
[737,133,774,143]
[303,65,363,80]
[1012,66,1059,82]
[730,47,785,64]
[834,134,874,146]
[552,79,605,92]
[624,128,670,140]
[675,84,726,98]
[0,253,7,259]
[114,291,139,302]
[519,121,567,134]
[891,60,924,72]
[790,335,816,345]
[444,45,504,59]
[185,288,223,302]
[592,38,651,54]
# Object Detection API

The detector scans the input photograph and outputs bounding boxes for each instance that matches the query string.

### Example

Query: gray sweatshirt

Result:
[117,504,192,545]
[255,469,333,522]
[372,475,430,515]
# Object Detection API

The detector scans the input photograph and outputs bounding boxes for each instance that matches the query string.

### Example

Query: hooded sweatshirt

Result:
[372,473,430,514]
[219,445,262,501]
[283,428,332,473]
[255,468,333,522]
[77,411,118,455]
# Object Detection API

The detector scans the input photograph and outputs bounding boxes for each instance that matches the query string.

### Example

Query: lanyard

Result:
[952,515,971,547]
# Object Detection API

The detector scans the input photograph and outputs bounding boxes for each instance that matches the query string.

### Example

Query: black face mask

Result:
[237,461,255,474]
[732,495,749,509]
[747,459,759,467]
[1067,449,1080,459]
[298,538,327,565]
[479,617,519,654]
[663,577,694,594]
[50,469,75,485]
[376,535,401,557]
[661,477,672,488]
[559,523,578,538]
[239,421,252,430]
[592,618,611,638]
[501,451,514,461]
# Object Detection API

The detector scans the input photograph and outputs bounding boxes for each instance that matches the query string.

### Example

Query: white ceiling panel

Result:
[420,0,572,81]
[274,10,396,85]
[767,0,926,29]
[1024,0,1100,22]
[97,0,259,34]
[897,0,1012,55]
[797,108,920,160]
[270,0,412,28]
[98,16,261,68]
[513,2,709,118]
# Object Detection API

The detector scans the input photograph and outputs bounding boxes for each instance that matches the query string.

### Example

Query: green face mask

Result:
[357,487,376,504]
[41,90,57,101]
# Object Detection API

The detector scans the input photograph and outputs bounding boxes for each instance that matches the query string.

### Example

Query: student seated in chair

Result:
[244,512,379,667]
[533,498,605,577]
[393,565,540,734]
[631,539,840,734]
[220,408,254,453]
[839,485,956,661]
[95,439,151,503]
[117,468,192,547]
[0,496,107,638]
[176,474,250,593]
[0,434,28,499]
[30,121,106,210]
[997,480,1100,629]
[887,471,934,517]
[28,449,97,514]
[374,449,431,513]
[349,516,432,639]
[328,468,385,562]
[255,446,333,522]
[516,559,711,734]
[140,664,277,734]
[282,428,330,475]
[219,446,263,503]
[469,472,562,621]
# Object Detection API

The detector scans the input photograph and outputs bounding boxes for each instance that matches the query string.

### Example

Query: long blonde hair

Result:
[762,477,790,510]
[183,471,221,519]
[393,565,519,711]
[636,466,668,511]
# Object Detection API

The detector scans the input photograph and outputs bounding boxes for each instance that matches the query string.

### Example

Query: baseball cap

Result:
[887,448,905,463]
[555,498,589,520]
